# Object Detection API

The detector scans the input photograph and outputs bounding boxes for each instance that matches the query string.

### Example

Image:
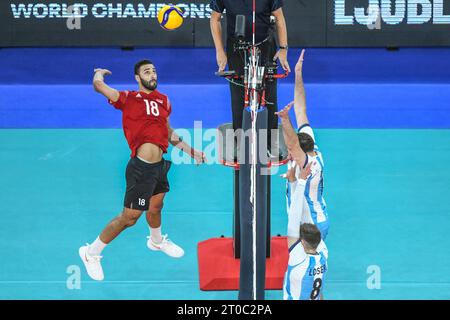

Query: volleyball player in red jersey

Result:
[79,60,206,281]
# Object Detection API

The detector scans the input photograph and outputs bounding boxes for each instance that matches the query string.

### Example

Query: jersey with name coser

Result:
[283,240,328,300]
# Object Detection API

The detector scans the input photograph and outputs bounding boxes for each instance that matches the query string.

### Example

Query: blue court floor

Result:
[1,128,449,300]
[1,47,449,300]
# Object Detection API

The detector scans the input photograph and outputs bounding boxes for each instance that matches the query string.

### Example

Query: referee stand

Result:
[197,117,289,298]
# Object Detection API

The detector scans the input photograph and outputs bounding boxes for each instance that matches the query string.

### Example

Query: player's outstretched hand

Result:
[275,101,294,119]
[294,49,305,75]
[192,149,207,165]
[285,165,296,182]
[94,68,112,76]
[299,162,312,180]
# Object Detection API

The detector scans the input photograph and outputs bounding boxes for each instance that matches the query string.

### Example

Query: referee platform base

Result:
[197,236,288,291]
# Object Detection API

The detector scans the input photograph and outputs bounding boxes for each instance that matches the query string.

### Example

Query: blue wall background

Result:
[1,48,449,129]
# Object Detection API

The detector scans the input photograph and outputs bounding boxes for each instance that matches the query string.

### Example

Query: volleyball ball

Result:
[157,5,184,31]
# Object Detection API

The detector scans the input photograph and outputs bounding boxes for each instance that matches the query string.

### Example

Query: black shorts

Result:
[124,157,171,211]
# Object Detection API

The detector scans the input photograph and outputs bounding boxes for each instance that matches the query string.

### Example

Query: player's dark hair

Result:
[300,223,322,250]
[134,60,154,75]
[297,133,314,153]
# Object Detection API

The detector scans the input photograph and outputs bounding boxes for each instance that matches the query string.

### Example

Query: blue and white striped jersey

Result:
[283,240,328,300]
[286,124,328,232]
[300,125,328,226]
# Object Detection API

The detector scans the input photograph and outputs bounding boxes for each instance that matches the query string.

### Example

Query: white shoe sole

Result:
[147,240,159,251]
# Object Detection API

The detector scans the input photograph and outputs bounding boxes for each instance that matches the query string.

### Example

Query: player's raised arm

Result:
[293,50,309,128]
[287,163,312,248]
[93,68,120,103]
[167,119,207,165]
[276,102,306,168]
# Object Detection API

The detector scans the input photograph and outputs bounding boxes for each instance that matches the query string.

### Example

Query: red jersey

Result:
[109,90,172,157]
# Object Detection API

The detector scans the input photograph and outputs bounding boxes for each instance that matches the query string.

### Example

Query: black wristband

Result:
[279,46,288,50]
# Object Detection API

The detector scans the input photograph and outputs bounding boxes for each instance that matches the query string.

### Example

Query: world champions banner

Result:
[1,1,450,47]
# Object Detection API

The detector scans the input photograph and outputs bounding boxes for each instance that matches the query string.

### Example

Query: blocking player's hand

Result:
[192,149,207,165]
[299,162,312,180]
[294,49,305,76]
[275,101,294,119]
[94,68,112,77]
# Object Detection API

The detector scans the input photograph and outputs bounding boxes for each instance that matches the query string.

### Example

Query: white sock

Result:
[88,236,107,256]
[150,226,162,244]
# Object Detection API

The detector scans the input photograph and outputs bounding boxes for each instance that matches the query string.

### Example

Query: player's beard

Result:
[140,77,157,91]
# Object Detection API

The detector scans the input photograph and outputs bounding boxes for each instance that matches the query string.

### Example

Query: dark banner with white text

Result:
[1,1,449,47]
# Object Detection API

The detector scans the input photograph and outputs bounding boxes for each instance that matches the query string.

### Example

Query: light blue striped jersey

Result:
[283,240,328,300]
[299,125,328,225]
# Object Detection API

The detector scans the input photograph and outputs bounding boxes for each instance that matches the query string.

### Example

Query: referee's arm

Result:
[210,10,227,72]
[272,7,290,72]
